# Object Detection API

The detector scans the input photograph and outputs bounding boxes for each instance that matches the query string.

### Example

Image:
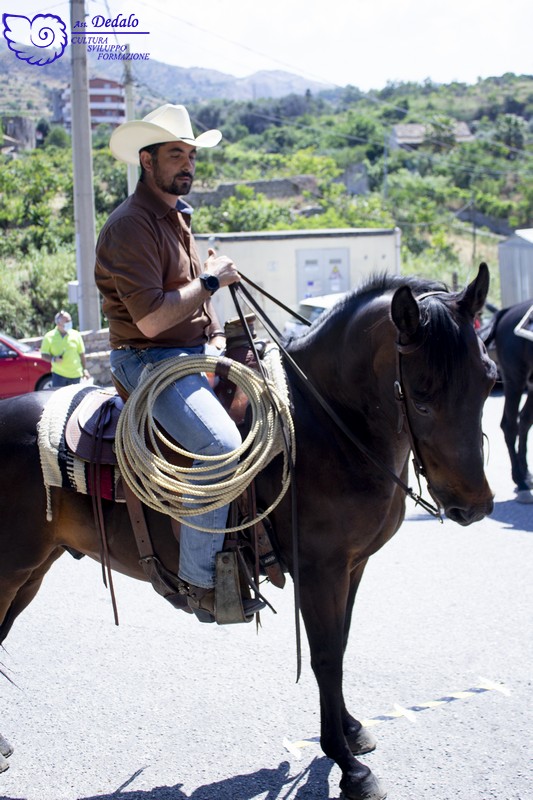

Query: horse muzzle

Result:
[444,496,494,526]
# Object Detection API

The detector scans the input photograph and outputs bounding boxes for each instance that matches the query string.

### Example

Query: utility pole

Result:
[471,193,477,267]
[70,0,100,330]
[382,131,388,199]
[123,49,138,194]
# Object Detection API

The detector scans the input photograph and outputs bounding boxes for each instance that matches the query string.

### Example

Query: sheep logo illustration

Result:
[2,13,68,66]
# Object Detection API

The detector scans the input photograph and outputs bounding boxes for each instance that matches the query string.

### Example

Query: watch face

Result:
[202,274,219,292]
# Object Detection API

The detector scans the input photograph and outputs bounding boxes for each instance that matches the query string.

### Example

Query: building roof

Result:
[516,229,533,244]
[499,228,533,248]
[391,121,474,147]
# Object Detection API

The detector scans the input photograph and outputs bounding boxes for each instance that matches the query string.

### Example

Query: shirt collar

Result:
[133,181,195,220]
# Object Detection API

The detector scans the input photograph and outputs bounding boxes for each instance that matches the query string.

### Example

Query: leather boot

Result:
[187,586,216,623]
[187,585,266,624]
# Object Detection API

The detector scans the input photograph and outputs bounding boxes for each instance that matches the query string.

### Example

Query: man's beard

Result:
[152,161,193,196]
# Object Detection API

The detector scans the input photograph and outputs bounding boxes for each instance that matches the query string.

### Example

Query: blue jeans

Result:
[110,345,241,588]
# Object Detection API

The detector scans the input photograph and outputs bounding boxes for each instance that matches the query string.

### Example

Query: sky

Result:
[2,0,533,91]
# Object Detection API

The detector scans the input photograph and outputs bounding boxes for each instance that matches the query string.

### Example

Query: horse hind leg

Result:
[516,391,533,502]
[0,554,61,773]
[0,548,64,646]
[500,388,529,491]
[0,733,13,772]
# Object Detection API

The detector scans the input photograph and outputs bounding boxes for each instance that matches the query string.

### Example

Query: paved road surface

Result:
[0,392,531,800]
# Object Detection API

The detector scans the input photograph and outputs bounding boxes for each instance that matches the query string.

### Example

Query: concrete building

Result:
[62,77,125,132]
[195,227,401,332]
[498,228,533,306]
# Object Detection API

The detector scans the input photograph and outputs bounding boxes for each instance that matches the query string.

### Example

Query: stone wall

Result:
[188,175,319,207]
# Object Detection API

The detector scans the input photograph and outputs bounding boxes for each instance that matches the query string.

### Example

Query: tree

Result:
[45,126,70,149]
[494,114,528,157]
[423,116,457,153]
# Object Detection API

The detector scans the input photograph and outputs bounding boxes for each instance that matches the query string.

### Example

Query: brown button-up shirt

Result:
[95,180,211,349]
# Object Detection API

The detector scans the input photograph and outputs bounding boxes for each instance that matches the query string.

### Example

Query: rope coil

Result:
[115,354,295,532]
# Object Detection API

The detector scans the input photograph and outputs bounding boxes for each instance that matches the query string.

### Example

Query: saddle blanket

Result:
[37,384,123,521]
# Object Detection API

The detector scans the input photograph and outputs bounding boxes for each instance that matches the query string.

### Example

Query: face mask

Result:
[63,321,73,331]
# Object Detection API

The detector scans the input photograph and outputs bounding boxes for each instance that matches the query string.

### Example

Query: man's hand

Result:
[205,248,240,287]
[137,248,240,339]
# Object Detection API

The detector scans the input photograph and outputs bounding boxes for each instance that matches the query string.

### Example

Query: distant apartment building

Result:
[61,77,126,132]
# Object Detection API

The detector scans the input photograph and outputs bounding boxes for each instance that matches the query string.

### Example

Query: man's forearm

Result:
[136,278,211,338]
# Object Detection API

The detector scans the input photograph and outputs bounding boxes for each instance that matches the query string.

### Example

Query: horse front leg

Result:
[300,565,386,800]
[340,560,378,757]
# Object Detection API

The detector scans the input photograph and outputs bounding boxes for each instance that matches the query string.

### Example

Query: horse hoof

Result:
[340,768,387,800]
[0,734,13,759]
[346,725,378,755]
[515,489,533,504]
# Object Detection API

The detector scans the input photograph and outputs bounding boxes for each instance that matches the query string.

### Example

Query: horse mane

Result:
[294,272,449,341]
[357,271,448,298]
[293,272,470,395]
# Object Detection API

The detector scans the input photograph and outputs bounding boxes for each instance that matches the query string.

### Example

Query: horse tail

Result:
[480,308,508,346]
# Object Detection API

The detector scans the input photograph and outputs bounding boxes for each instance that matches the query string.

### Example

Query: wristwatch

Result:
[199,273,220,295]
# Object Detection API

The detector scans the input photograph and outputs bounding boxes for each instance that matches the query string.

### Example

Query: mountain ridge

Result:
[0,40,334,120]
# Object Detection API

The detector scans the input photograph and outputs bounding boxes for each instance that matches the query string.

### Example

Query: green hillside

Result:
[0,59,532,335]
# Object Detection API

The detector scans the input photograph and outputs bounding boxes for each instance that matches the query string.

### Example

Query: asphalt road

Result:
[0,392,531,800]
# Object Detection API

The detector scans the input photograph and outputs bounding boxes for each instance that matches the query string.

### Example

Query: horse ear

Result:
[391,285,420,340]
[458,262,490,317]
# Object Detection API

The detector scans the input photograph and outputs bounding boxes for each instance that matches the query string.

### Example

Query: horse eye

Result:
[413,401,430,415]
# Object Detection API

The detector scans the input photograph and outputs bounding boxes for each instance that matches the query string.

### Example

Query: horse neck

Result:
[287,296,399,432]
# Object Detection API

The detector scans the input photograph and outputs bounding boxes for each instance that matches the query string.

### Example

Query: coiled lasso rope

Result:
[115,353,295,532]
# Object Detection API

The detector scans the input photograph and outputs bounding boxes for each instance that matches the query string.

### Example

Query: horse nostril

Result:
[446,501,493,526]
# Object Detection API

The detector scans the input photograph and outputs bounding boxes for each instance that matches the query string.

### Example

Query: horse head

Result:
[390,263,496,524]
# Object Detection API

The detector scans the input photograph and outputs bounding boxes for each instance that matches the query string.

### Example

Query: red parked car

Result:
[0,333,53,398]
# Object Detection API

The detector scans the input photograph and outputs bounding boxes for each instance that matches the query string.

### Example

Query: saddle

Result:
[65,389,122,465]
[62,318,286,624]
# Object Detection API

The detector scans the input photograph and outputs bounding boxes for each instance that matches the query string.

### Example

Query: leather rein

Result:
[229,278,443,682]
[231,276,443,518]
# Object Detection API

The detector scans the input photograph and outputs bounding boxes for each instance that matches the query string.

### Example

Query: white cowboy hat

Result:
[109,103,222,165]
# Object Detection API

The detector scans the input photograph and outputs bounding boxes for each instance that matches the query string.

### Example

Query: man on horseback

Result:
[95,103,265,622]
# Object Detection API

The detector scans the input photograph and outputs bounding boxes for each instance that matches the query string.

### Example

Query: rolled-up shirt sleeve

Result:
[97,215,166,324]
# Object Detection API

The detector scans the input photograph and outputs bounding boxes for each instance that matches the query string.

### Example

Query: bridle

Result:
[232,276,443,518]
[394,339,443,519]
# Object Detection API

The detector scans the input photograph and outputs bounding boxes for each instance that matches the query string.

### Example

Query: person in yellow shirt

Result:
[40,310,90,388]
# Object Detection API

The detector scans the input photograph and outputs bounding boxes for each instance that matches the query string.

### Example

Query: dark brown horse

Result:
[482,300,533,501]
[0,264,496,799]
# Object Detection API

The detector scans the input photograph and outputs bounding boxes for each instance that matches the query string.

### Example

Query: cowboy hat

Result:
[109,103,222,165]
